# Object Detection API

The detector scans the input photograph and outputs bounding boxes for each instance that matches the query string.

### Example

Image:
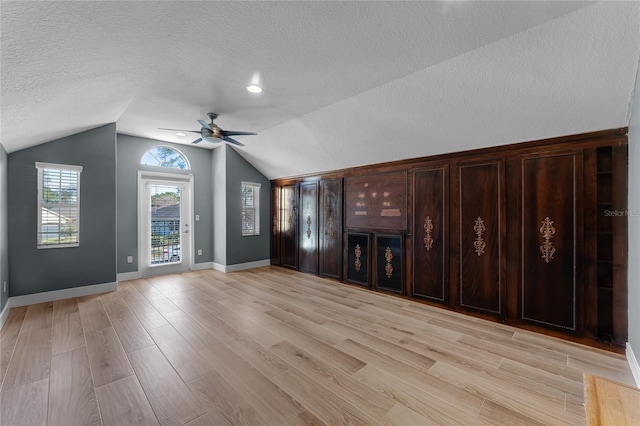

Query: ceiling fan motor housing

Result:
[202,127,223,142]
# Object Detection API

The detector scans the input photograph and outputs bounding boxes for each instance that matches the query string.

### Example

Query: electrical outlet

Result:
[195,214,200,221]
[197,249,202,256]
[127,256,133,264]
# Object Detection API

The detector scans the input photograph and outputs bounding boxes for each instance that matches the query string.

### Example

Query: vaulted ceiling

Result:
[2,1,639,179]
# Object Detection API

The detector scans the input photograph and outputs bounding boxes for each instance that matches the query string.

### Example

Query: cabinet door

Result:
[347,232,370,288]
[319,179,343,280]
[375,234,404,294]
[299,182,318,274]
[281,184,299,270]
[521,152,582,332]
[270,186,281,265]
[413,167,448,302]
[453,160,505,316]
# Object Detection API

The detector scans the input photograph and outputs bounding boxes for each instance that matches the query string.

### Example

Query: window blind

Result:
[36,162,82,248]
[241,182,261,236]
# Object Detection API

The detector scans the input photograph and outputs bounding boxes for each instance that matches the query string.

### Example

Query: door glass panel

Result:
[149,183,181,265]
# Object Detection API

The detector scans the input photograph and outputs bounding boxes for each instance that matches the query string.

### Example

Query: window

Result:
[36,162,83,248]
[241,182,261,236]
[141,146,190,169]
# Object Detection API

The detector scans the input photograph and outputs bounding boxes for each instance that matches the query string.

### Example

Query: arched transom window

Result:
[141,146,190,170]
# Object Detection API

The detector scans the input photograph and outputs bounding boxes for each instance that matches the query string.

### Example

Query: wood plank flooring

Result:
[1,266,636,425]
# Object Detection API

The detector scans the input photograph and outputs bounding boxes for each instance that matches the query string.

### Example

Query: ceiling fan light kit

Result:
[159,112,257,147]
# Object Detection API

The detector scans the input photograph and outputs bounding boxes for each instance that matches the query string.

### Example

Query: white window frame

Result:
[140,145,191,170]
[241,182,261,236]
[36,162,83,249]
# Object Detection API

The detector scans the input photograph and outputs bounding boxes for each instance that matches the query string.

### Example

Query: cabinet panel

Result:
[456,161,504,315]
[346,233,370,288]
[413,167,448,302]
[345,171,407,231]
[375,234,404,294]
[319,179,342,280]
[299,182,318,274]
[281,184,299,270]
[521,152,582,331]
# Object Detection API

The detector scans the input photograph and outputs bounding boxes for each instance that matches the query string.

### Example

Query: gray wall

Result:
[0,143,8,311]
[225,146,270,265]
[4,129,269,301]
[212,146,226,265]
[628,67,640,376]
[116,135,213,273]
[8,124,117,296]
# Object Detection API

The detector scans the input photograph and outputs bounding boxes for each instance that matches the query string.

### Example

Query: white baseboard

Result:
[118,263,214,280]
[0,281,118,330]
[213,259,270,273]
[119,260,271,275]
[627,342,640,388]
[192,262,214,271]
[0,301,11,331]
[117,271,141,281]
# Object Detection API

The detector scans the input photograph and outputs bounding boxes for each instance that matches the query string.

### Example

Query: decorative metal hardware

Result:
[273,215,277,236]
[539,216,556,263]
[423,216,434,251]
[306,215,312,239]
[326,213,335,242]
[354,244,362,272]
[473,217,486,256]
[385,246,393,278]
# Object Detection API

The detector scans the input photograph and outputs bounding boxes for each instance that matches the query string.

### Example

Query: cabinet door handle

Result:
[354,244,362,272]
[540,216,556,263]
[423,216,434,251]
[473,217,486,256]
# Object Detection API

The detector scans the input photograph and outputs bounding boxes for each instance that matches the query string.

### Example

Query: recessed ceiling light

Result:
[247,71,263,94]
[174,132,186,137]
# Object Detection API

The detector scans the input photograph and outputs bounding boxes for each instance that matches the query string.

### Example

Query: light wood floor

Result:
[1,266,636,426]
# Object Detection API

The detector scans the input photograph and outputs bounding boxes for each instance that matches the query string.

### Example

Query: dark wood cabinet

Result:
[299,182,319,274]
[281,184,299,270]
[412,167,448,302]
[319,179,342,280]
[452,160,505,316]
[270,128,629,351]
[519,152,583,332]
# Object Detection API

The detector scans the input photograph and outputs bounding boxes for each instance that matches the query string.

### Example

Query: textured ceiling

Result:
[2,1,639,179]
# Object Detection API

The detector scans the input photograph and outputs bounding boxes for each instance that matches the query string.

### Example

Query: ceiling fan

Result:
[160,112,257,146]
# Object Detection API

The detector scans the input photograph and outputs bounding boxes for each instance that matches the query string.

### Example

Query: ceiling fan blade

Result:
[221,130,257,137]
[197,120,213,131]
[159,128,201,134]
[191,138,202,144]
[223,136,245,147]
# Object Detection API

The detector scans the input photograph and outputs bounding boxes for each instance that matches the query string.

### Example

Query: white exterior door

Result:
[138,172,193,277]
